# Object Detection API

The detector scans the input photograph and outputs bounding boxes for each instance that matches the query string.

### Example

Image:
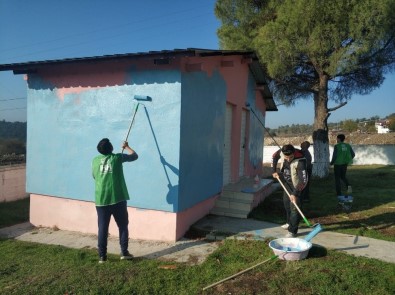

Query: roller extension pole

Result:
[122,103,140,153]
[122,95,152,153]
[276,176,312,227]
[245,102,281,149]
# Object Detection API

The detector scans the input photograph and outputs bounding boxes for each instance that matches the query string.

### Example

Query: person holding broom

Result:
[272,144,308,238]
[92,138,138,263]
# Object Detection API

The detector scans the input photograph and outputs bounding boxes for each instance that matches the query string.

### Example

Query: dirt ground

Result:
[264,132,395,146]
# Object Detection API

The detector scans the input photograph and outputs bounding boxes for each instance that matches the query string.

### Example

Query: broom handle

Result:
[276,176,311,227]
[202,255,278,291]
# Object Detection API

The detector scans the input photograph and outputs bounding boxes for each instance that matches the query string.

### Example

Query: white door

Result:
[239,109,247,177]
[223,104,232,185]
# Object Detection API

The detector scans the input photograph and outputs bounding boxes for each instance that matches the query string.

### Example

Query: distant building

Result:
[375,120,390,134]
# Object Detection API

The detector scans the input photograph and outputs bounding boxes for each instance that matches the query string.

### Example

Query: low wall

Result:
[263,144,395,165]
[0,164,27,202]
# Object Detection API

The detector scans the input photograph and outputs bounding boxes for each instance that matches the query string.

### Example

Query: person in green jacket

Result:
[330,134,355,196]
[92,138,138,263]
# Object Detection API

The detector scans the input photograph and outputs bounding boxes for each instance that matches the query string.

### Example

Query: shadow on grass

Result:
[320,212,395,232]
[308,245,327,259]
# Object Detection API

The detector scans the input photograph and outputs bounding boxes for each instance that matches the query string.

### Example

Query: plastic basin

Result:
[269,238,312,260]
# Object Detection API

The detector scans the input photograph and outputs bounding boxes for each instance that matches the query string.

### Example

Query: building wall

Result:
[179,61,226,211]
[246,72,265,176]
[26,62,182,213]
[25,55,268,241]
[0,165,27,202]
[29,193,217,241]
[178,55,267,210]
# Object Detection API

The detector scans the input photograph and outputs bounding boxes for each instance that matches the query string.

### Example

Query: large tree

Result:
[215,0,395,177]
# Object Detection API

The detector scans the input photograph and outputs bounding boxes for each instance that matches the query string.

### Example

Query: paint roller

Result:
[134,95,152,101]
[122,95,152,152]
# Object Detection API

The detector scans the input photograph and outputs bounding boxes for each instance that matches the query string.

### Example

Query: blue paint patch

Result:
[178,69,227,211]
[246,73,265,168]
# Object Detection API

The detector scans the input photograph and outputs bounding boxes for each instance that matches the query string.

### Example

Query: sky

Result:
[0,0,394,128]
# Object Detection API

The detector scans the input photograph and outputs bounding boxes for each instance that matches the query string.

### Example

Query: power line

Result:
[0,107,27,112]
[0,97,26,102]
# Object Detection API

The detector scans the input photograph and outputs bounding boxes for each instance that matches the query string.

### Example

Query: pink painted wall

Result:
[0,165,27,202]
[30,193,218,242]
[220,57,266,181]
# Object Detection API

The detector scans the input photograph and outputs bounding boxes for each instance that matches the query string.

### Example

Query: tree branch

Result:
[328,101,347,112]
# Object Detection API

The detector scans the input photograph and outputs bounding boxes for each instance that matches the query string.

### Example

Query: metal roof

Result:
[0,48,277,111]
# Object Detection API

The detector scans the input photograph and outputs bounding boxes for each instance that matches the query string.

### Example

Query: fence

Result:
[263,144,395,165]
[0,164,27,202]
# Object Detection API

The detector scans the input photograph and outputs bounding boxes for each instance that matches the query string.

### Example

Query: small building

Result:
[375,120,390,134]
[0,49,276,241]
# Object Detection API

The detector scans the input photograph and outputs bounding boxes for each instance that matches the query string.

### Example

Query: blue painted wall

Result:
[26,64,264,214]
[246,72,265,169]
[26,68,183,212]
[178,70,227,211]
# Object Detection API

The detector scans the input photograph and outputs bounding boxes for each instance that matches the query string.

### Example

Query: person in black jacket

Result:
[272,144,308,237]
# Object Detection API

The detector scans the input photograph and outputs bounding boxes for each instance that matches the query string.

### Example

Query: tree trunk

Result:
[312,76,330,178]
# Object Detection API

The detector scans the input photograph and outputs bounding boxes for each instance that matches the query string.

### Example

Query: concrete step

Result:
[220,191,254,202]
[209,207,249,219]
[214,198,252,212]
[210,178,278,219]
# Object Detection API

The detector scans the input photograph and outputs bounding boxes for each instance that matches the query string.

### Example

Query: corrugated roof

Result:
[0,48,277,111]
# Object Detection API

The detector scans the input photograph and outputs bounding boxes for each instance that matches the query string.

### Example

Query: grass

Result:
[0,238,394,294]
[0,165,394,294]
[251,165,395,242]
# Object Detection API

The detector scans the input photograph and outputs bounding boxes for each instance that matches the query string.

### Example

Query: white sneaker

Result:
[281,223,289,230]
[285,232,296,238]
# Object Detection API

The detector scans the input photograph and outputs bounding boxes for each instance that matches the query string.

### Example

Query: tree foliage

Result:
[0,120,27,142]
[388,113,395,131]
[215,0,395,177]
[341,119,359,133]
[216,0,395,104]
[0,139,26,155]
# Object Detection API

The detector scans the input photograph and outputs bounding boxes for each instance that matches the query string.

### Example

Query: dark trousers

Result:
[96,200,129,258]
[334,164,349,195]
[283,191,301,235]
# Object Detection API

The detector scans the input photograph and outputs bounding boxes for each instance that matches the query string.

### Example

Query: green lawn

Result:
[0,165,394,294]
[250,165,395,242]
[0,237,394,294]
